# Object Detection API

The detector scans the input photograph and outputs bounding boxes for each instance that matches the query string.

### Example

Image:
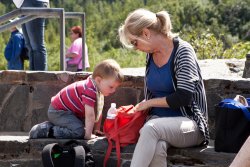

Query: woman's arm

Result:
[229,136,250,167]
[65,52,78,58]
[135,97,169,111]
[66,40,81,58]
[135,88,194,111]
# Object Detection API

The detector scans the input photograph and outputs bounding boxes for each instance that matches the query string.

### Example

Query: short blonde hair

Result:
[118,8,178,48]
[92,59,124,83]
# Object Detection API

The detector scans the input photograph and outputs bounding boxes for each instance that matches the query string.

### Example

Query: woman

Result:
[66,26,89,71]
[118,9,209,167]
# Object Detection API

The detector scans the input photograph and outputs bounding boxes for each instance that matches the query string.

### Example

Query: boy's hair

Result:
[92,59,124,82]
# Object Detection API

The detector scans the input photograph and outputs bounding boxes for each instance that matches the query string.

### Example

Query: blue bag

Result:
[215,97,250,153]
[218,98,250,120]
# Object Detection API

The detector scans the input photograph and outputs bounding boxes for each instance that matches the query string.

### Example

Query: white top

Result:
[13,0,49,8]
[37,0,50,3]
[13,0,24,8]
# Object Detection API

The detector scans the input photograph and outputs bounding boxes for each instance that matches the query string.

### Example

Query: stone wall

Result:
[0,70,250,139]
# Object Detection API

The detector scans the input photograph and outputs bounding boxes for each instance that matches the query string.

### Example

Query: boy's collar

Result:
[89,75,102,94]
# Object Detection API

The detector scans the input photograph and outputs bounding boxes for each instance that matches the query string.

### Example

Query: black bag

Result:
[20,46,29,61]
[42,140,86,167]
[215,98,250,153]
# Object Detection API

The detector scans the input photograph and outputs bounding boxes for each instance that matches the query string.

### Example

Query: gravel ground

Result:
[122,59,246,79]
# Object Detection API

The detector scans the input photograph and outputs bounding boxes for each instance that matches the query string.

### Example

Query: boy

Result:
[29,59,123,139]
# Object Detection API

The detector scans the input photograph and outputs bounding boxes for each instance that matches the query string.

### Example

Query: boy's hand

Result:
[91,134,98,139]
[94,130,105,136]
[84,133,98,140]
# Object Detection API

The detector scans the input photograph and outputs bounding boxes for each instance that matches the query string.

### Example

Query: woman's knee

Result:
[140,123,159,138]
[155,141,168,156]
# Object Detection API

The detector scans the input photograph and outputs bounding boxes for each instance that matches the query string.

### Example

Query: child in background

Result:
[4,17,25,70]
[29,59,124,139]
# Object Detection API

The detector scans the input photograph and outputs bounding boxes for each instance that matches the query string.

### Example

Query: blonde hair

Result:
[118,8,178,48]
[92,59,124,83]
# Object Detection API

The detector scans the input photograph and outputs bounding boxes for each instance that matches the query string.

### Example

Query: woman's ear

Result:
[142,28,151,39]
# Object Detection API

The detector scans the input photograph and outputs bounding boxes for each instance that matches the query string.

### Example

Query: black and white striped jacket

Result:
[144,37,209,144]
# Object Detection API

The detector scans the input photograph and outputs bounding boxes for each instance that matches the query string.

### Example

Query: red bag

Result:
[103,105,147,167]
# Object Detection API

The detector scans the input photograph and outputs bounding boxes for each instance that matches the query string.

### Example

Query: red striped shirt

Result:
[51,76,97,119]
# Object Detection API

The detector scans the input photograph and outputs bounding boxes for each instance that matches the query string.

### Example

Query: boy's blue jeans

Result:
[48,105,85,139]
[21,0,49,71]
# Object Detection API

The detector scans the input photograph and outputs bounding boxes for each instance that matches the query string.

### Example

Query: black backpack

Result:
[42,140,86,167]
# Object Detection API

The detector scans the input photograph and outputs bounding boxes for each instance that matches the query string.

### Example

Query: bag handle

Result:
[114,118,121,167]
[42,143,58,167]
[107,111,146,140]
[103,116,122,167]
[73,145,86,167]
[103,111,146,167]
[219,99,250,120]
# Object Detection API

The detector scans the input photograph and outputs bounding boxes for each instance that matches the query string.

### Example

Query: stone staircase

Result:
[0,132,235,167]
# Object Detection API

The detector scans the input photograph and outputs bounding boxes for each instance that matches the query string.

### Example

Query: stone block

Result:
[243,54,250,78]
[103,87,144,118]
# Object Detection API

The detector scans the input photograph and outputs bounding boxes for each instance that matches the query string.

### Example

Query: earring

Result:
[147,37,150,40]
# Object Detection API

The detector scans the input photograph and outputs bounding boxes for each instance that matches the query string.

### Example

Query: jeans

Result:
[130,116,204,167]
[48,105,85,139]
[21,0,49,71]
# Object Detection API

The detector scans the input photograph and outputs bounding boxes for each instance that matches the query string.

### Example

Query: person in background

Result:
[4,18,25,70]
[118,8,209,167]
[29,59,123,140]
[12,0,50,71]
[66,26,90,71]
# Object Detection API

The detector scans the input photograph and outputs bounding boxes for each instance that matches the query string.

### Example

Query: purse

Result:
[66,63,78,72]
[66,58,82,72]
[215,97,250,153]
[103,105,147,167]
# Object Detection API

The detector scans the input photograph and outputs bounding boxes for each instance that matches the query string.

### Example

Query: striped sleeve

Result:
[175,42,199,93]
[81,84,97,107]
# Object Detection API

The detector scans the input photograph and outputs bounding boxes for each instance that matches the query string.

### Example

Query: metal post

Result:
[243,53,250,78]
[0,9,21,24]
[82,13,86,71]
[59,10,65,71]
[0,15,38,33]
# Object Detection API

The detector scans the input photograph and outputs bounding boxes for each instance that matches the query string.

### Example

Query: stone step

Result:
[93,138,236,167]
[0,132,94,167]
[0,132,236,167]
[0,159,41,167]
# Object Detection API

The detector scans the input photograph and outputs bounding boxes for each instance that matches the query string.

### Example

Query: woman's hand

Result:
[134,100,150,112]
[134,97,169,112]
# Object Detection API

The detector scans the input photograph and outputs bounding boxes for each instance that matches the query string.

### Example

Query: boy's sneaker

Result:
[29,121,54,139]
